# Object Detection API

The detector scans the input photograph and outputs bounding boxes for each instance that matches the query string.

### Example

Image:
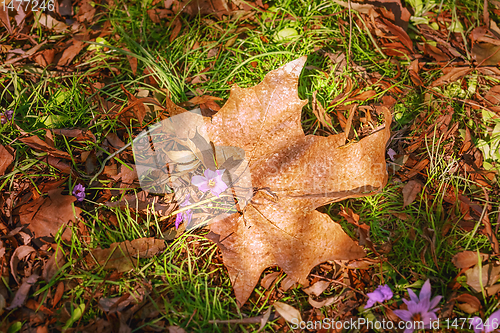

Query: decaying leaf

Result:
[452,251,489,269]
[134,57,391,306]
[273,301,302,324]
[19,188,81,241]
[402,179,423,207]
[303,280,330,297]
[0,144,14,176]
[465,262,500,295]
[10,245,36,284]
[86,238,165,272]
[455,293,481,314]
[312,91,333,128]
[19,134,72,160]
[7,274,40,310]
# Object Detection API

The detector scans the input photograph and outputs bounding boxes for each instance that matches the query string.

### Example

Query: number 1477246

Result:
[2,0,55,12]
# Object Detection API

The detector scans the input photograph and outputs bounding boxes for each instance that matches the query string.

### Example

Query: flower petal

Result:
[407,289,419,303]
[210,178,228,197]
[429,295,442,310]
[379,285,393,301]
[191,175,208,187]
[204,169,218,179]
[419,280,432,303]
[394,310,413,322]
[175,213,183,229]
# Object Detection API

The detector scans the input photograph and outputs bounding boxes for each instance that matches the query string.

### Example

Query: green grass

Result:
[1,0,500,331]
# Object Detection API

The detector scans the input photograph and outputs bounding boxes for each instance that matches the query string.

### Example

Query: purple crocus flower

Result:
[365,284,393,309]
[393,280,442,333]
[72,184,86,202]
[1,109,13,124]
[470,309,500,333]
[191,169,228,197]
[175,194,193,229]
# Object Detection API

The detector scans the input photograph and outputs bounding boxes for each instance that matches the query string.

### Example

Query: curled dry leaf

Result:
[19,188,81,241]
[193,57,390,306]
[10,245,36,284]
[85,238,165,272]
[0,144,14,176]
[455,293,481,314]
[273,301,302,324]
[312,91,333,128]
[7,274,40,310]
[402,179,423,207]
[452,251,489,269]
[303,280,330,297]
[260,271,281,289]
[308,294,341,308]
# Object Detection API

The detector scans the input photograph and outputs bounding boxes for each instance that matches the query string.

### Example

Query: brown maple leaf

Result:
[203,57,392,306]
[134,57,391,306]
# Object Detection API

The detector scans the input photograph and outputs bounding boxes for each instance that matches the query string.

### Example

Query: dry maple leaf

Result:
[202,57,392,306]
[135,57,391,306]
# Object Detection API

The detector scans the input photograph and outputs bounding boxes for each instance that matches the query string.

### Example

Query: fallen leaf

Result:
[53,129,96,143]
[452,251,489,269]
[76,0,97,22]
[455,293,481,314]
[86,238,166,272]
[58,40,85,67]
[167,326,187,333]
[148,8,173,23]
[135,57,391,306]
[273,301,302,323]
[34,49,56,67]
[465,262,500,293]
[35,13,68,33]
[6,274,40,310]
[484,85,500,105]
[20,134,72,160]
[0,144,14,176]
[312,91,333,128]
[10,245,36,284]
[303,280,330,296]
[260,271,281,289]
[431,67,472,87]
[0,7,12,34]
[177,0,231,18]
[402,180,423,207]
[19,188,81,241]
[169,18,182,43]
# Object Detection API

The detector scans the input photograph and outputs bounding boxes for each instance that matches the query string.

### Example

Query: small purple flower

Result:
[175,194,193,229]
[387,148,397,161]
[1,109,13,124]
[191,169,228,197]
[72,184,86,202]
[470,309,500,333]
[393,280,442,333]
[365,284,393,309]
